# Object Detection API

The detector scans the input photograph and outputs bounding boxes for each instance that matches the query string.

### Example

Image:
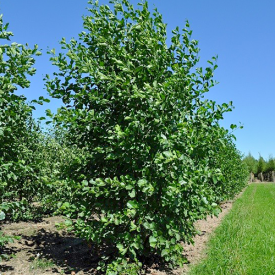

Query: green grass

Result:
[189,183,275,275]
[29,258,55,271]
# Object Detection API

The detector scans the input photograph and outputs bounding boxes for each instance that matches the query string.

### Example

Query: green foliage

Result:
[0,14,75,263]
[0,12,43,216]
[103,258,142,275]
[30,258,55,271]
[243,153,275,179]
[257,156,266,174]
[242,152,258,174]
[0,15,70,221]
[0,232,20,261]
[264,155,275,173]
[210,135,248,200]
[0,13,47,256]
[45,0,247,272]
[0,1,248,273]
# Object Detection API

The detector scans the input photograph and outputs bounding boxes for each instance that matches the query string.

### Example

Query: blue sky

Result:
[1,0,275,159]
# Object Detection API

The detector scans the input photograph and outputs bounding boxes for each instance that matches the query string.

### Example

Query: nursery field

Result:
[189,183,275,275]
[4,184,273,275]
[0,0,249,274]
[0,193,236,275]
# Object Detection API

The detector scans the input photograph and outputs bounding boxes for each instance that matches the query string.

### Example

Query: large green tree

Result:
[46,0,247,272]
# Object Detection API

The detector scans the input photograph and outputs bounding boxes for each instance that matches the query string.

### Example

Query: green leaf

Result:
[0,211,5,221]
[61,202,70,209]
[161,249,169,257]
[149,236,157,248]
[213,207,221,217]
[127,200,139,209]
[116,243,127,255]
[137,179,147,187]
[129,189,136,198]
[213,176,218,184]
[202,197,208,205]
[98,72,109,80]
[163,151,173,158]
[82,180,89,186]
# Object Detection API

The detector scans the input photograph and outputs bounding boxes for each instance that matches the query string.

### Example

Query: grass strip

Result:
[188,183,275,275]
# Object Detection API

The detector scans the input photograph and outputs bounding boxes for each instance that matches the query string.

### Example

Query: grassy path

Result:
[189,183,275,275]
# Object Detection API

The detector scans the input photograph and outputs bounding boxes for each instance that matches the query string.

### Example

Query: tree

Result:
[0,14,42,220]
[243,152,258,174]
[46,0,247,272]
[257,155,266,175]
[265,155,275,173]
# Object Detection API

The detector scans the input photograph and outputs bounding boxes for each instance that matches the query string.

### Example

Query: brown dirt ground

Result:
[0,192,243,275]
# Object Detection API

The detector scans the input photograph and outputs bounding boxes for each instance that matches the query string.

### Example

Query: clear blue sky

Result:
[1,0,275,160]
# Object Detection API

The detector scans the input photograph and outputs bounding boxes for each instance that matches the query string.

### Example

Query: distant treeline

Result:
[243,153,275,175]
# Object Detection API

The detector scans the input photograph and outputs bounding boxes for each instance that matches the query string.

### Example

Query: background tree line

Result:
[243,153,275,175]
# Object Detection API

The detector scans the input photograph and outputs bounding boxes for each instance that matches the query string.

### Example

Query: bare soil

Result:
[0,195,240,275]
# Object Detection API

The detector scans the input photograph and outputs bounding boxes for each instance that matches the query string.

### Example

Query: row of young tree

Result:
[243,153,275,175]
[0,1,248,273]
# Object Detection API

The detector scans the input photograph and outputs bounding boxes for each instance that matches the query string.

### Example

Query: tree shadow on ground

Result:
[0,246,17,273]
[20,228,103,274]
[1,226,180,274]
